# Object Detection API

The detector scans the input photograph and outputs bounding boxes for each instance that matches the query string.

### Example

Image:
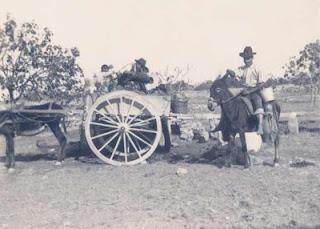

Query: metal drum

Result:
[260,87,274,102]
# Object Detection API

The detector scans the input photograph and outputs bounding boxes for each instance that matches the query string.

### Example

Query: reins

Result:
[220,93,240,105]
[220,85,263,105]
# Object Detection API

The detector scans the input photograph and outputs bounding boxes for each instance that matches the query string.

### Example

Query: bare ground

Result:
[1,130,320,229]
[1,89,320,228]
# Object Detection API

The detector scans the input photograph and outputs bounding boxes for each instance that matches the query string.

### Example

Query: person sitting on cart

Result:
[117,58,154,94]
[98,64,117,92]
[227,46,265,135]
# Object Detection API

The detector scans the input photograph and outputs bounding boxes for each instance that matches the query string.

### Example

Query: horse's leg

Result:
[226,135,235,167]
[272,104,281,167]
[48,120,67,163]
[7,132,15,170]
[0,127,14,170]
[3,134,10,168]
[273,134,280,166]
[239,132,251,168]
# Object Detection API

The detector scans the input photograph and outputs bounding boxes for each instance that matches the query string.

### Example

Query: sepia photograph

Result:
[0,0,319,228]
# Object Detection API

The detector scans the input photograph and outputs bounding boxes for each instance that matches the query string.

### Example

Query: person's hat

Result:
[135,58,146,66]
[239,46,256,59]
[101,64,113,72]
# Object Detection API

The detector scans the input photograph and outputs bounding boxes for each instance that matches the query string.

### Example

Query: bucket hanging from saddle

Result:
[260,87,274,102]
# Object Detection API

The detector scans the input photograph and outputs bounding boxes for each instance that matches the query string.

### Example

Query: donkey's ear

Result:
[225,69,236,78]
[222,71,229,80]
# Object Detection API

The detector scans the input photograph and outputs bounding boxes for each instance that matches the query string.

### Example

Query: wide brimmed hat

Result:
[135,58,146,66]
[239,46,256,59]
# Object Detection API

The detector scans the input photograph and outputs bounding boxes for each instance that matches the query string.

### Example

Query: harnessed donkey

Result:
[208,73,281,168]
[0,102,67,170]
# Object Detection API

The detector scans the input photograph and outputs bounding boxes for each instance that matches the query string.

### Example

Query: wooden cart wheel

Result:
[85,91,162,165]
[0,135,6,158]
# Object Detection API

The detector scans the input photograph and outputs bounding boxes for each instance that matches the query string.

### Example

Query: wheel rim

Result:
[0,135,6,157]
[85,91,162,165]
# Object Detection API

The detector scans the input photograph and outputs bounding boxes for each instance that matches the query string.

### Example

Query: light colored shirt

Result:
[236,64,264,87]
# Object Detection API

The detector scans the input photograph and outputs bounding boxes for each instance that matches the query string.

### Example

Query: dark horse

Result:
[0,102,67,170]
[208,73,281,168]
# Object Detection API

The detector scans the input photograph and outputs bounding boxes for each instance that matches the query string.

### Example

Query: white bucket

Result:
[260,87,274,102]
[235,132,262,153]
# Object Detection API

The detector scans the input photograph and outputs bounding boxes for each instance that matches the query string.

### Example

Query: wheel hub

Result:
[119,123,129,134]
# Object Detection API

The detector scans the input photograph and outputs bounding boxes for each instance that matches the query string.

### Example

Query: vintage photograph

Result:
[0,0,319,228]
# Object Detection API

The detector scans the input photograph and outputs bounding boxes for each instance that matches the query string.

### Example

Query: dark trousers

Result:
[249,92,263,113]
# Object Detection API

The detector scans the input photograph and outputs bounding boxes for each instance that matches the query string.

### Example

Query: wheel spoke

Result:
[129,127,158,134]
[119,96,124,123]
[137,131,154,146]
[99,117,118,125]
[110,134,122,160]
[105,99,122,123]
[90,121,118,129]
[133,135,142,151]
[129,116,156,127]
[127,106,146,125]
[125,99,135,123]
[126,133,142,159]
[98,132,119,152]
[91,129,118,140]
[94,109,119,126]
[128,130,152,148]
[123,133,128,163]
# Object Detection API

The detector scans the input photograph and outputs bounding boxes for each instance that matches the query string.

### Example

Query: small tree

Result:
[154,65,190,94]
[283,40,320,106]
[0,16,83,105]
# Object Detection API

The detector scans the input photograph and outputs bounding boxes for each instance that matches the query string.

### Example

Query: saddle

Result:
[239,96,254,115]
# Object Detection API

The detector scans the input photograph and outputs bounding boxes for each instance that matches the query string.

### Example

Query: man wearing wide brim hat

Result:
[239,46,256,59]
[133,58,149,73]
[117,58,153,93]
[231,46,265,135]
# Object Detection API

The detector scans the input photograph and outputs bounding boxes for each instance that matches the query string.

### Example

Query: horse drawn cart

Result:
[81,90,172,166]
[0,89,173,169]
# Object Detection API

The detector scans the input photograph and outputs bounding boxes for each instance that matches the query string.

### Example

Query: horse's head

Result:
[207,73,233,111]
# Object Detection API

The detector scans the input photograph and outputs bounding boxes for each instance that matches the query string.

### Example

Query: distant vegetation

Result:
[0,16,83,104]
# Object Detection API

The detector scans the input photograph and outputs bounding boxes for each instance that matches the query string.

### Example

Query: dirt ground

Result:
[1,90,320,229]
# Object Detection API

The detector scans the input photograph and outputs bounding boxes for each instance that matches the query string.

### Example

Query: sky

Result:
[1,0,320,83]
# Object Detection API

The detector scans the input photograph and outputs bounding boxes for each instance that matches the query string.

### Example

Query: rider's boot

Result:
[257,113,264,135]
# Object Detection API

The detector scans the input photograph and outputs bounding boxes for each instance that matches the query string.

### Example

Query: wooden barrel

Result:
[171,97,188,114]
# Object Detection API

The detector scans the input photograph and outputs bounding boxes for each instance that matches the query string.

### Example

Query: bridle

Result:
[210,85,239,106]
[211,82,264,105]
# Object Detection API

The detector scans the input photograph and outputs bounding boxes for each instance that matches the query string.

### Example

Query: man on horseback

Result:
[229,46,265,135]
[208,47,281,167]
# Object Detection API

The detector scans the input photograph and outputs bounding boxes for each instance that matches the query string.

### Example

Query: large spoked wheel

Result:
[85,91,162,165]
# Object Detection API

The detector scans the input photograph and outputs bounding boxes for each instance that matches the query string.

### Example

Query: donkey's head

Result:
[207,73,234,111]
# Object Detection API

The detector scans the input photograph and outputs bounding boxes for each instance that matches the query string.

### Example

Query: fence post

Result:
[287,112,299,134]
